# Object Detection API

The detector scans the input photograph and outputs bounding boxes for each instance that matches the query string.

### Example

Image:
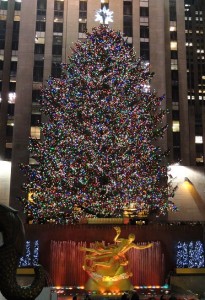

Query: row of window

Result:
[35,21,63,33]
[0,1,21,11]
[4,114,203,145]
[79,0,87,35]
[185,0,205,103]
[3,125,204,163]
[139,1,149,61]
[51,1,64,78]
[0,3,150,50]
[124,1,132,37]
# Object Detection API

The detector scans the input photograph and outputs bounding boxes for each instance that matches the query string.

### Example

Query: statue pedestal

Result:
[85,265,133,293]
[85,277,133,293]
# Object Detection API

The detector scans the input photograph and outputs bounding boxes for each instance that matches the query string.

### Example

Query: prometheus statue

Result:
[81,226,153,292]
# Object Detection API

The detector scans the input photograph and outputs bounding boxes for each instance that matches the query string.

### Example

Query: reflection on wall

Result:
[169,166,205,221]
[0,161,11,206]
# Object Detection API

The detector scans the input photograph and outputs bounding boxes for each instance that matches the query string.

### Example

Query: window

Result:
[36,11,46,21]
[30,126,40,139]
[35,44,45,54]
[9,82,16,92]
[51,62,61,78]
[187,73,195,89]
[140,42,149,60]
[54,10,63,19]
[123,1,132,38]
[12,21,20,50]
[32,90,41,102]
[52,56,62,63]
[54,0,64,19]
[31,114,41,126]
[196,144,203,165]
[195,124,203,136]
[79,0,87,37]
[170,25,176,31]
[54,0,64,11]
[170,31,177,40]
[53,36,62,45]
[32,103,41,115]
[171,70,178,81]
[52,45,62,55]
[0,20,6,50]
[10,61,17,77]
[12,41,19,51]
[79,1,87,19]
[170,41,177,50]
[8,92,16,104]
[171,50,178,59]
[6,125,14,137]
[0,41,5,50]
[33,61,44,82]
[14,1,21,10]
[0,1,8,10]
[140,26,149,38]
[172,121,180,132]
[172,110,179,120]
[0,59,3,71]
[37,0,47,10]
[195,136,203,144]
[172,85,179,101]
[36,21,46,32]
[124,1,132,15]
[5,148,12,160]
[37,0,46,20]
[173,147,181,161]
[35,37,45,44]
[7,104,15,116]
[140,7,149,17]
[140,0,148,7]
[53,22,63,33]
[124,16,132,37]
[196,156,203,164]
[169,0,176,21]
[173,132,180,146]
[80,0,87,9]
[79,22,87,33]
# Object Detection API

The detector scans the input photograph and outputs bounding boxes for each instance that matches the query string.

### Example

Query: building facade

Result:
[0,0,205,210]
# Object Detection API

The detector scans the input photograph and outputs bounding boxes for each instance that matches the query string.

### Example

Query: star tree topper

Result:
[95,6,114,24]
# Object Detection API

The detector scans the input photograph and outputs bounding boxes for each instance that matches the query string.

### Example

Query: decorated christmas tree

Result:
[20,24,177,224]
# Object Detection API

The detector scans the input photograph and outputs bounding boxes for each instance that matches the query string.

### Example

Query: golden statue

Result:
[80,227,153,292]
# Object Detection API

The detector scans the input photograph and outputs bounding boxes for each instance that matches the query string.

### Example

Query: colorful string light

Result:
[19,240,39,267]
[176,241,205,268]
[20,25,177,224]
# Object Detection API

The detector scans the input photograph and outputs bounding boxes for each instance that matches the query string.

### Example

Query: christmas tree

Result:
[20,25,177,224]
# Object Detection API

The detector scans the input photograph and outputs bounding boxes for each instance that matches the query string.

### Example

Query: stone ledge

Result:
[175,268,205,274]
